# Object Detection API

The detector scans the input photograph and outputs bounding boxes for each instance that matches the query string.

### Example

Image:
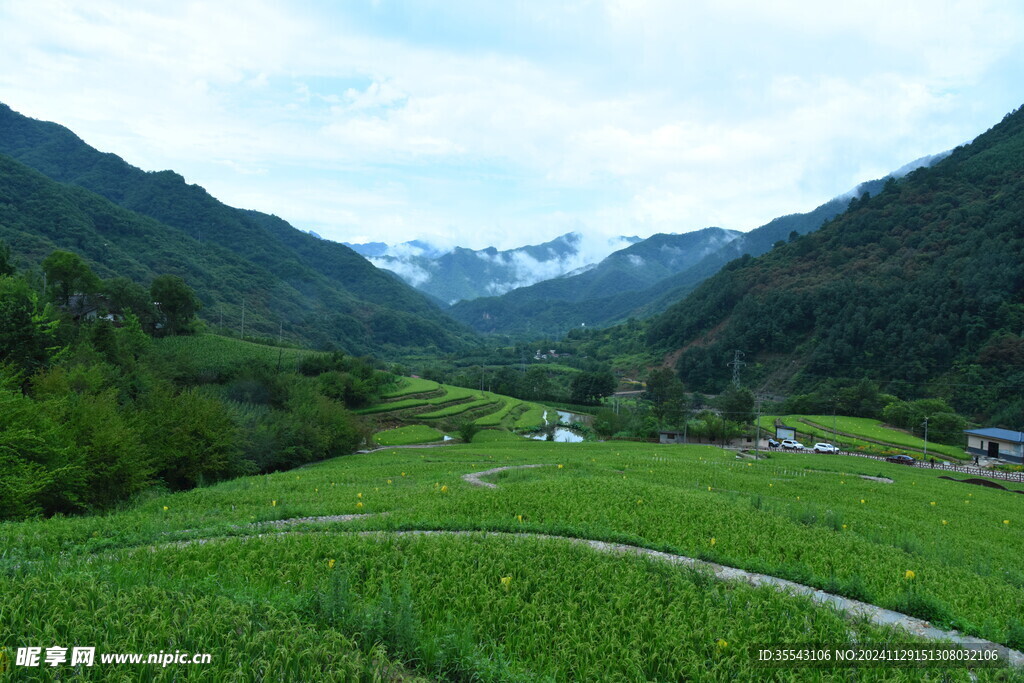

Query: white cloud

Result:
[0,0,1021,251]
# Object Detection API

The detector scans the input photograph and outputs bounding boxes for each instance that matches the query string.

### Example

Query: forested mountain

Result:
[348,232,641,304]
[647,105,1024,425]
[444,156,946,339]
[0,103,476,354]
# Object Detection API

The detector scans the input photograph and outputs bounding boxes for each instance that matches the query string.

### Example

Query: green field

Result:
[153,333,321,376]
[381,376,441,398]
[763,415,967,460]
[373,425,446,446]
[3,441,1021,679]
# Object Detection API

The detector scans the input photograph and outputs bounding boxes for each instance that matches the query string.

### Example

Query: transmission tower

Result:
[727,350,746,387]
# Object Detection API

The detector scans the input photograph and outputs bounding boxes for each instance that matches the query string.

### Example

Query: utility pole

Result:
[754,394,763,457]
[728,350,746,387]
[922,417,929,460]
[278,320,283,345]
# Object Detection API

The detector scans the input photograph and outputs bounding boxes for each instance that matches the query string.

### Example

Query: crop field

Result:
[762,415,967,460]
[373,425,446,446]
[381,377,441,398]
[3,441,1023,680]
[153,334,322,376]
[360,383,545,434]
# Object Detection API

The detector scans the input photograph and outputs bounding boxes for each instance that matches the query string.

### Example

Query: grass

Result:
[4,441,1022,679]
[381,376,440,398]
[416,398,499,419]
[765,415,967,460]
[374,425,446,446]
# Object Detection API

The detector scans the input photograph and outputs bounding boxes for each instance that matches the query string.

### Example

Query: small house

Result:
[964,428,1024,463]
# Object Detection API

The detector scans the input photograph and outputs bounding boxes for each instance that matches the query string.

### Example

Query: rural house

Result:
[964,428,1024,463]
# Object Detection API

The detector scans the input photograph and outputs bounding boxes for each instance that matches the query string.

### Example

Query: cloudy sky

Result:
[2,1,1022,250]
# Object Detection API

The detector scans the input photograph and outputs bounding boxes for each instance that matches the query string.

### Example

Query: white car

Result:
[780,439,805,450]
[813,442,839,453]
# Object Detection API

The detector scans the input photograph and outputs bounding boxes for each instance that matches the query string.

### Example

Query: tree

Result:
[0,240,13,277]
[150,274,202,336]
[715,386,755,424]
[41,250,99,306]
[570,370,616,405]
[645,368,689,426]
[0,275,60,375]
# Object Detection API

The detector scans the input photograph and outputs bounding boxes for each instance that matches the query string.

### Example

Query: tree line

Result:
[0,242,388,520]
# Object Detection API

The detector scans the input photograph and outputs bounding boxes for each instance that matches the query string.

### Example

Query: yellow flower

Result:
[357,492,362,498]
[904,570,916,580]
[558,464,564,469]
[516,514,523,523]
[328,559,336,569]
[942,520,948,525]
[356,502,364,509]
[637,499,643,505]
[272,500,277,507]
[930,501,936,506]
[500,576,512,591]
[1004,520,1010,525]
[716,639,728,649]
[708,486,712,491]
[387,479,392,485]
[769,483,773,487]
[860,499,865,504]
[441,485,449,493]
[710,537,716,546]
[841,524,847,529]
[162,506,168,511]
[315,488,318,493]
[401,472,406,477]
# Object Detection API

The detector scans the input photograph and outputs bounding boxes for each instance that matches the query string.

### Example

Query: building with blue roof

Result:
[964,428,1024,463]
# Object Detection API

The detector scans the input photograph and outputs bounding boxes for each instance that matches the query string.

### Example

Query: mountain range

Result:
[0,103,477,355]
[444,153,946,338]
[345,232,642,305]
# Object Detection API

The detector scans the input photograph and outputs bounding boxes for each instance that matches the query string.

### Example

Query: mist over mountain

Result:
[444,153,949,338]
[346,232,641,304]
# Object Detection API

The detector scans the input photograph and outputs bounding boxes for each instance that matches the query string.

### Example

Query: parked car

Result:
[885,454,915,465]
[780,439,805,450]
[812,443,839,454]
[767,438,781,449]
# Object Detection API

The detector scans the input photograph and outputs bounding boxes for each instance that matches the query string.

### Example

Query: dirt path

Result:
[150,463,1022,666]
[461,463,555,488]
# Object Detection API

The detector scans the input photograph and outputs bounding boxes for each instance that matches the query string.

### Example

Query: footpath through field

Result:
[157,462,1024,667]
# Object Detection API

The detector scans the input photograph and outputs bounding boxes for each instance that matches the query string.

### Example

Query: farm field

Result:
[762,415,967,460]
[3,441,1022,680]
[361,380,550,434]
[373,425,446,446]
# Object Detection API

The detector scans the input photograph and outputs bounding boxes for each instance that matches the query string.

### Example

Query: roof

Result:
[963,427,1024,444]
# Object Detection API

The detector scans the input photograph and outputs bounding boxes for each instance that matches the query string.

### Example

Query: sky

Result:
[1,1,1023,251]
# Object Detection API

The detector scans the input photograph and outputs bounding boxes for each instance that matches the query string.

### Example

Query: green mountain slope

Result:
[647,105,1024,424]
[0,103,477,354]
[448,227,740,336]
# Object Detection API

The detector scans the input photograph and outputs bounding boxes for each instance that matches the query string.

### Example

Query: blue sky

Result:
[1,0,1023,250]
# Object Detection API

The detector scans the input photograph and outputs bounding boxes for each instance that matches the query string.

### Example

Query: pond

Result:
[526,410,586,442]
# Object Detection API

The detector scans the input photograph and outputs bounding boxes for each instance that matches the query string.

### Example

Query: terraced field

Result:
[362,379,550,438]
[4,442,1022,679]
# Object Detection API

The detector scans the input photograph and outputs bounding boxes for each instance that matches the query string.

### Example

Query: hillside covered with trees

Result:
[0,103,478,356]
[647,105,1024,426]
[0,240,393,519]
